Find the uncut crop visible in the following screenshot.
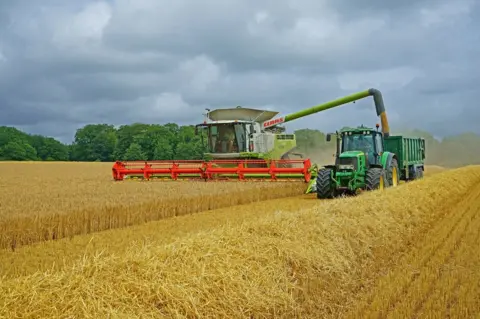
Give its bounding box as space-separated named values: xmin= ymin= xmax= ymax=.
xmin=1 ymin=165 xmax=479 ymax=318
xmin=0 ymin=162 xmax=305 ymax=250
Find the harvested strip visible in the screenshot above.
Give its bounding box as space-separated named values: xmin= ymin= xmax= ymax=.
xmin=1 ymin=180 xmax=305 ymax=250
xmin=344 ymin=170 xmax=480 ymax=318
xmin=1 ymin=166 xmax=479 ymax=318
xmin=0 ymin=195 xmax=318 ymax=279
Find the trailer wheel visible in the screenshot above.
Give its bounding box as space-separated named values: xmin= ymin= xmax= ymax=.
xmin=416 ymin=167 xmax=424 ymax=179
xmin=409 ymin=167 xmax=417 ymax=181
xmin=316 ymin=168 xmax=335 ymax=199
xmin=386 ymin=158 xmax=399 ymax=187
xmin=409 ymin=166 xmax=423 ymax=181
xmin=365 ymin=167 xmax=386 ymax=191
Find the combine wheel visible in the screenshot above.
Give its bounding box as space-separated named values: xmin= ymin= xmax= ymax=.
xmin=365 ymin=167 xmax=386 ymax=191
xmin=386 ymin=158 xmax=399 ymax=187
xmin=316 ymin=168 xmax=335 ymax=199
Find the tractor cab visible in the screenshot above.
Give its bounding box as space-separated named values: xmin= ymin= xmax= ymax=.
xmin=327 ymin=124 xmax=384 ymax=168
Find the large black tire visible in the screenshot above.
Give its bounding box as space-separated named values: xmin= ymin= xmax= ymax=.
xmin=365 ymin=167 xmax=386 ymax=191
xmin=416 ymin=167 xmax=424 ymax=179
xmin=408 ymin=167 xmax=417 ymax=181
xmin=316 ymin=168 xmax=335 ymax=199
xmin=386 ymin=158 xmax=400 ymax=187
xmin=407 ymin=166 xmax=423 ymax=181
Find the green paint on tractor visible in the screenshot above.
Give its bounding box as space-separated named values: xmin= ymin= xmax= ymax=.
xmin=314 ymin=125 xmax=426 ymax=199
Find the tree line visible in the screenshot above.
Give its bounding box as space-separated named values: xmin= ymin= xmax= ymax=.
xmin=0 ymin=123 xmax=205 ymax=162
xmin=0 ymin=124 xmax=479 ymax=168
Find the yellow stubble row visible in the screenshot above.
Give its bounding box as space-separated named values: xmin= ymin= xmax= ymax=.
xmin=1 ymin=163 xmax=479 ymax=318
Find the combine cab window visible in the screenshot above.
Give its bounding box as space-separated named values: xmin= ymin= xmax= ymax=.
xmin=206 ymin=124 xmax=246 ymax=153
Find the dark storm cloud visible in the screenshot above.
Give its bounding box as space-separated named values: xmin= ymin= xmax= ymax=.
xmin=0 ymin=0 xmax=479 ymax=143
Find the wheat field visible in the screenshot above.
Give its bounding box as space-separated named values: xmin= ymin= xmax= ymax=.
xmin=1 ymin=162 xmax=479 ymax=318
xmin=0 ymin=161 xmax=305 ymax=250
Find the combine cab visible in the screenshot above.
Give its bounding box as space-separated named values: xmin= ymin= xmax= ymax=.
xmin=111 ymin=88 xmax=395 ymax=194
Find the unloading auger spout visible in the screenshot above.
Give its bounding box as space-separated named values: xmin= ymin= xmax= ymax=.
xmin=262 ymin=88 xmax=391 ymax=138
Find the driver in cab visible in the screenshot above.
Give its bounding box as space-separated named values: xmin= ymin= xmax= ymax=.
xmin=354 ymin=135 xmax=375 ymax=164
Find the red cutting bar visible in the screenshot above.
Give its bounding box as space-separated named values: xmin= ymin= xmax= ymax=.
xmin=112 ymin=160 xmax=207 ymax=181
xmin=112 ymin=159 xmax=312 ymax=182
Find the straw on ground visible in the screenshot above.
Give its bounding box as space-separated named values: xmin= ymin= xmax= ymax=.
xmin=0 ymin=164 xmax=478 ymax=318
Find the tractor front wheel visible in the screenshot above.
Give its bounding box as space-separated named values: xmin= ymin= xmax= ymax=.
xmin=316 ymin=168 xmax=335 ymax=199
xmin=365 ymin=167 xmax=386 ymax=191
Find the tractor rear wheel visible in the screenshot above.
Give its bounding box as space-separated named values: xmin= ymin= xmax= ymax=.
xmin=316 ymin=168 xmax=335 ymax=199
xmin=386 ymin=158 xmax=399 ymax=187
xmin=365 ymin=167 xmax=386 ymax=191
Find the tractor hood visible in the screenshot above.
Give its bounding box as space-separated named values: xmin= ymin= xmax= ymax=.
xmin=339 ymin=151 xmax=364 ymax=158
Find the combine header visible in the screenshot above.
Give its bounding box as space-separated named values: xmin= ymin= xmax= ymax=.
xmin=112 ymin=88 xmax=393 ymax=193
xmin=112 ymin=159 xmax=313 ymax=182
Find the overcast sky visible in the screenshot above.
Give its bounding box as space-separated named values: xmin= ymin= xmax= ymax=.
xmin=0 ymin=0 xmax=479 ymax=143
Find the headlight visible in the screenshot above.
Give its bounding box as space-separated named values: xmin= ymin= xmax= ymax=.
xmin=338 ymin=164 xmax=354 ymax=170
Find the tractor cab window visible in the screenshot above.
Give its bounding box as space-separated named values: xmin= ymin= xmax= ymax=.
xmin=342 ymin=132 xmax=375 ymax=163
xmin=206 ymin=124 xmax=246 ymax=153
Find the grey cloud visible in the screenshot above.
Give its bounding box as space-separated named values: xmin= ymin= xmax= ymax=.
xmin=0 ymin=0 xmax=479 ymax=143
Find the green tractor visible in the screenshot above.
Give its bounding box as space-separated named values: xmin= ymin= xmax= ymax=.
xmin=315 ymin=124 xmax=426 ymax=198
xmin=315 ymin=124 xmax=399 ymax=198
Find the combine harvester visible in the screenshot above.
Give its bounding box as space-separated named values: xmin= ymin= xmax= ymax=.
xmin=111 ymin=88 xmax=392 ymax=193
xmin=315 ymin=124 xmax=426 ymax=198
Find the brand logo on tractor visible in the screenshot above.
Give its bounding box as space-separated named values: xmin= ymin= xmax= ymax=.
xmin=263 ymin=117 xmax=285 ymax=128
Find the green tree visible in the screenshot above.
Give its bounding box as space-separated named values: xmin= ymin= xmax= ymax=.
xmin=153 ymin=139 xmax=174 ymax=160
xmin=124 ymin=143 xmax=147 ymax=161
xmin=71 ymin=124 xmax=117 ymax=161
xmin=0 ymin=141 xmax=38 ymax=160
xmin=174 ymin=142 xmax=198 ymax=160
xmin=30 ymin=135 xmax=69 ymax=161
xmin=113 ymin=123 xmax=150 ymax=160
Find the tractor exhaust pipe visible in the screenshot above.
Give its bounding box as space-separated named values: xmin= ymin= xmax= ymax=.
xmin=336 ymin=132 xmax=341 ymax=160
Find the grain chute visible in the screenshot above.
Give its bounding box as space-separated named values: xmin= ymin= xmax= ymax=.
xmin=111 ymin=88 xmax=391 ymax=193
